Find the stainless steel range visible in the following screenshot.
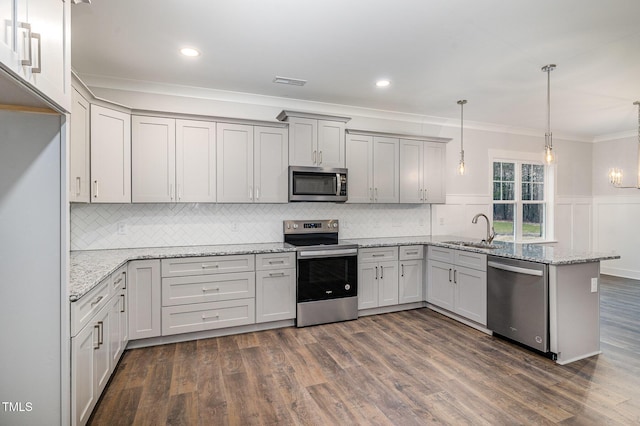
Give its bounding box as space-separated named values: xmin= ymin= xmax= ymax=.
xmin=284 ymin=219 xmax=358 ymax=327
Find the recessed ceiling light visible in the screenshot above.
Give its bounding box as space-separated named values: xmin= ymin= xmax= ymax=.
xmin=376 ymin=79 xmax=391 ymax=88
xmin=180 ymin=47 xmax=200 ymax=57
xmin=273 ymin=76 xmax=307 ymax=86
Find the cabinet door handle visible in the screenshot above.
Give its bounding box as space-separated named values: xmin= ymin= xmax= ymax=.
xmin=454 ymin=269 xmax=458 ymax=284
xmin=419 ymin=188 xmax=423 ymax=200
xmin=375 ymin=266 xmax=378 ymax=280
xmin=76 ymin=177 xmax=81 ymax=196
xmin=169 ymin=183 xmax=174 ymax=200
xmin=98 ymin=321 xmax=104 ymax=346
xmin=369 ymin=187 xmax=373 ymax=201
xmin=120 ymin=294 xmax=125 ymax=313
xmin=93 ymin=180 xmax=99 ymax=198
xmin=18 ymin=22 xmax=32 ymax=66
xmin=122 ymin=271 xmax=127 ymax=289
xmin=177 ymin=184 xmax=182 ymax=201
xmin=249 ymin=186 xmax=253 ymax=200
xmin=256 ymin=186 xmax=260 ymax=201
xmin=401 ymin=264 xmax=404 ymax=277
xmin=448 ymin=268 xmax=452 ymax=282
xmin=424 ymin=189 xmax=428 ymax=201
xmin=319 ymin=151 xmax=323 ymax=164
xmin=313 ymin=150 xmax=317 ymax=165
xmin=375 ymin=188 xmax=378 ymax=201
xmin=93 ymin=324 xmax=100 ymax=350
xmin=380 ymin=265 xmax=384 ymax=279
xmin=30 ymin=32 xmax=41 ymax=73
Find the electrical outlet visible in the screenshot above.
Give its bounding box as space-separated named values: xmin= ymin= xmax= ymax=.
xmin=590 ymin=277 xmax=598 ymax=293
xmin=117 ymin=222 xmax=127 ymax=235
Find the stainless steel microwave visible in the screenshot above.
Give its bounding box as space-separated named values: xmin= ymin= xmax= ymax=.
xmin=289 ymin=166 xmax=348 ymax=202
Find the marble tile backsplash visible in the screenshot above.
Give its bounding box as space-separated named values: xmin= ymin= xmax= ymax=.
xmin=70 ymin=203 xmax=432 ymax=250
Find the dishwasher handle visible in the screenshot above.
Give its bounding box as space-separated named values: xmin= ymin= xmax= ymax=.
xmin=487 ymin=261 xmax=543 ymax=277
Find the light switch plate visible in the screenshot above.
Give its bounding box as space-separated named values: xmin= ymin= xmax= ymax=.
xmin=590 ymin=277 xmax=598 ymax=293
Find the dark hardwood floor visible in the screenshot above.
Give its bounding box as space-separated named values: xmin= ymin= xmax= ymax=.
xmin=88 ymin=275 xmax=640 ymax=425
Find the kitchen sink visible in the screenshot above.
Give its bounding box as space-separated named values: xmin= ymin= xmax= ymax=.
xmin=442 ymin=240 xmax=500 ymax=249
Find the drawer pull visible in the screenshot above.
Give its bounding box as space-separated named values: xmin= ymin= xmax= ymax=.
xmin=113 ymin=277 xmax=123 ymax=286
xmin=202 ymin=287 xmax=220 ymax=293
xmin=372 ymin=254 xmax=385 ymax=258
xmin=202 ymin=313 xmax=220 ymax=320
xmin=269 ymin=272 xmax=285 ymax=277
xmin=268 ymin=260 xmax=285 ymax=264
xmin=90 ymin=296 xmax=104 ymax=307
xmin=406 ymin=251 xmax=418 ymax=255
xmin=202 ymin=264 xmax=219 ymax=269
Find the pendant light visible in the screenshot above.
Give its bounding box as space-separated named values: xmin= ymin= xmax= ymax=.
xmin=609 ymin=101 xmax=640 ymax=189
xmin=457 ymin=99 xmax=467 ymax=175
xmin=542 ymin=64 xmax=556 ymax=164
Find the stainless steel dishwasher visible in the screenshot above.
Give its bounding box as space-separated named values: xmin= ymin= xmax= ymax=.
xmin=487 ymin=256 xmax=549 ymax=353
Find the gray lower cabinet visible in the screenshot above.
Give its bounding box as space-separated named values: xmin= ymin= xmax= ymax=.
xmin=358 ymin=247 xmax=399 ymax=309
xmin=160 ymin=254 xmax=256 ymax=336
xmin=71 ymin=265 xmax=128 ymax=426
xmin=399 ymin=246 xmax=424 ymax=304
xmin=255 ymin=253 xmax=296 ymax=323
xmin=427 ymin=246 xmax=487 ymax=325
xmin=127 ymin=260 xmax=162 ymax=340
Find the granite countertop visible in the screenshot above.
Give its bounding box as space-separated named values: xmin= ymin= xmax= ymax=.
xmin=345 ymin=235 xmax=620 ymax=266
xmin=69 ymin=243 xmax=295 ymax=302
xmin=70 ymin=236 xmax=620 ymax=303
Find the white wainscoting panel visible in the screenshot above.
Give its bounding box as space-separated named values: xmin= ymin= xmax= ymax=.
xmin=71 ymin=202 xmax=431 ymax=250
xmin=593 ymin=195 xmax=640 ymax=279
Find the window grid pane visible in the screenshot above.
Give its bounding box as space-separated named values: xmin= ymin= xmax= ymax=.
xmin=493 ymin=161 xmax=515 ymax=201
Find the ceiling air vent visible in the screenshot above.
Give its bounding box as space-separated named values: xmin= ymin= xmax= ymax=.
xmin=273 ymin=76 xmax=307 ymax=86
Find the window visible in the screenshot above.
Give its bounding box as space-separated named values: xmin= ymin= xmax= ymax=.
xmin=492 ymin=160 xmax=549 ymax=242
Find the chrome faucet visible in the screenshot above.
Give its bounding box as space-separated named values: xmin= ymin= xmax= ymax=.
xmin=472 ymin=213 xmax=495 ymax=244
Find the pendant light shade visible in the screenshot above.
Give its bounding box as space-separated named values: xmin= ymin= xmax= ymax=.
xmin=609 ymin=101 xmax=640 ymax=189
xmin=457 ymin=99 xmax=467 ymax=176
xmin=542 ymin=64 xmax=556 ymax=165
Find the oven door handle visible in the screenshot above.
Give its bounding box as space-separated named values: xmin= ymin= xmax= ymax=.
xmin=298 ymin=248 xmax=358 ymax=258
xmin=336 ymin=173 xmax=341 ymax=196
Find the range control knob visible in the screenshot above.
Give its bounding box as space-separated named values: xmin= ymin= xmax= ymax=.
xmin=345 ymin=283 xmax=351 ymax=291
xmin=293 ymin=224 xmax=298 ymax=229
xmin=333 ymin=223 xmax=338 ymax=228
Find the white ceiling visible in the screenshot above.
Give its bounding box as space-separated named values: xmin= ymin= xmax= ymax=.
xmin=71 ymin=0 xmax=640 ymax=140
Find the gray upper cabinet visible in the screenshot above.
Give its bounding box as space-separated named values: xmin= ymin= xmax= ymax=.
xmin=70 ymin=88 xmax=90 ymax=202
xmin=0 ymin=0 xmax=71 ymax=111
xmin=399 ymin=139 xmax=447 ymax=204
xmin=277 ymin=110 xmax=350 ymax=168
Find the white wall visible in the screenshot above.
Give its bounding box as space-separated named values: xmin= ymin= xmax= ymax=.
xmin=72 ymin=82 xmax=594 ymax=253
xmin=592 ymin=135 xmax=640 ymax=278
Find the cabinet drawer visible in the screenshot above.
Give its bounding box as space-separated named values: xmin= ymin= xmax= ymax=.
xmin=400 ymin=245 xmax=424 ymax=260
xmin=71 ymin=278 xmax=111 ymax=337
xmin=110 ymin=264 xmax=127 ymax=298
xmin=161 ymin=254 xmax=255 ymax=277
xmin=162 ymin=272 xmax=255 ymax=306
xmin=454 ymin=251 xmax=487 ymax=272
xmin=161 ymin=299 xmax=255 ymax=336
xmin=359 ymin=247 xmax=399 ymax=262
xmin=256 ymin=252 xmax=296 ymax=271
xmin=428 ymin=246 xmax=454 ymax=263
